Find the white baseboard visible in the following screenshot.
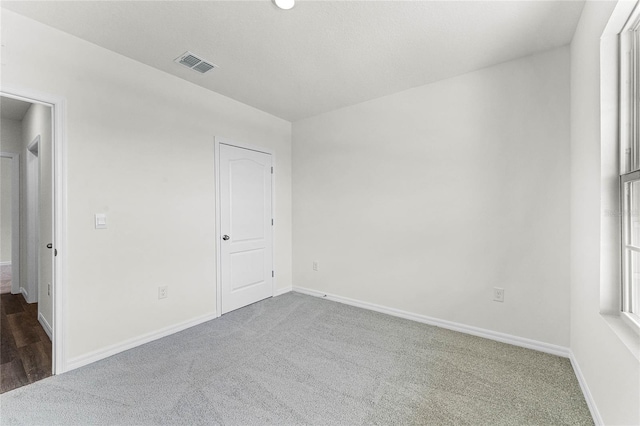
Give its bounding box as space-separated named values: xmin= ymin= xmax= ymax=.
xmin=38 ymin=312 xmax=53 ymax=340
xmin=274 ymin=286 xmax=292 ymax=297
xmin=0 ymin=261 xmax=12 ymax=266
xmin=569 ymin=352 xmax=603 ymax=425
xmin=20 ymin=287 xmax=29 ymax=300
xmin=65 ymin=311 xmax=218 ymax=372
xmin=292 ymin=286 xmax=571 ymax=358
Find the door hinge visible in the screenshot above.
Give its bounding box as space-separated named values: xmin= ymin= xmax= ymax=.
xmin=272 ymin=271 xmax=274 ymax=277
xmin=271 ymin=218 xmax=274 ymax=226
xmin=271 ymin=166 xmax=273 ymax=174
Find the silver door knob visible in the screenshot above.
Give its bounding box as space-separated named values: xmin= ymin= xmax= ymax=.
xmin=222 ymin=235 xmax=230 ymax=241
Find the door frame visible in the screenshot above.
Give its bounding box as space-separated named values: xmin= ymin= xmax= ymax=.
xmin=214 ymin=136 xmax=275 ymax=317
xmin=0 ymin=152 xmax=21 ymax=296
xmin=25 ymin=136 xmax=40 ymax=304
xmin=1 ymin=86 xmax=68 ymax=375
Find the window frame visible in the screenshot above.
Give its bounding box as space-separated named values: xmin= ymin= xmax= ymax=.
xmin=619 ymin=8 xmax=640 ymax=336
xmin=620 ymin=13 xmax=640 ymax=173
xmin=619 ymin=172 xmax=640 ymax=333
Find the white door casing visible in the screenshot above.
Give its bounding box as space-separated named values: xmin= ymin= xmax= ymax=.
xmin=218 ymin=142 xmax=274 ymax=314
xmin=26 ymin=137 xmax=40 ymax=303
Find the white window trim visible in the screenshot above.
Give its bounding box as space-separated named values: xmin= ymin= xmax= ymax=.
xmin=619 ymin=5 xmax=640 ymax=337
xmin=620 ymin=5 xmax=640 ymax=174
xmin=621 ymin=311 xmax=640 ymax=336
xmin=620 ymin=172 xmax=640 ymax=336
xmin=600 ymin=0 xmax=640 ymax=360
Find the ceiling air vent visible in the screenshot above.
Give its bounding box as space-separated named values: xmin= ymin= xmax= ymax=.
xmin=174 ymin=51 xmax=218 ymax=74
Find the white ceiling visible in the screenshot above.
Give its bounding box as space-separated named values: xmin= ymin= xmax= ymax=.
xmin=1 ymin=96 xmax=32 ymax=121
xmin=2 ymin=1 xmax=585 ymax=122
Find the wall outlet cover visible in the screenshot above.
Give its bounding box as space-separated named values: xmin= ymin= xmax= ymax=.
xmin=158 ymin=286 xmax=168 ymax=299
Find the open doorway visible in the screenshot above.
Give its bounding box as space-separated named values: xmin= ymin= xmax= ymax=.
xmin=1 ymin=96 xmax=54 ymax=393
xmin=1 ymin=152 xmax=19 ymax=295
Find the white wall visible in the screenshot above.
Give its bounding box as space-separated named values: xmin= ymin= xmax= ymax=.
xmin=293 ymin=46 xmax=571 ymax=347
xmin=1 ymin=157 xmax=12 ymax=263
xmin=1 ymin=118 xmax=23 ymax=154
xmin=1 ymin=118 xmax=22 ymax=265
xmin=570 ymin=2 xmax=640 ymax=425
xmin=1 ymin=10 xmax=292 ymax=361
xmin=22 ymin=103 xmax=53 ymax=325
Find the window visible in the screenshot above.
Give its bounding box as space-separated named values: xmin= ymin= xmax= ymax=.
xmin=620 ymin=10 xmax=640 ymax=333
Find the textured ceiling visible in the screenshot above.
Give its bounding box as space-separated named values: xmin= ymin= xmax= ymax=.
xmin=0 ymin=96 xmax=32 ymax=121
xmin=2 ymin=1 xmax=585 ymax=122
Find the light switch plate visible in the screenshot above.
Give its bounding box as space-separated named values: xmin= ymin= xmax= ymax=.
xmin=95 ymin=213 xmax=107 ymax=229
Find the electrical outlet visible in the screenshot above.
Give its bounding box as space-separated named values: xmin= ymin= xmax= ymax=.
xmin=312 ymin=261 xmax=319 ymax=271
xmin=158 ymin=286 xmax=168 ymax=299
xmin=493 ymin=287 xmax=505 ymax=302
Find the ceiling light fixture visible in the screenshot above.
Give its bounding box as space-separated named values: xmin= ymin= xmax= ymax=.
xmin=273 ymin=0 xmax=295 ymax=10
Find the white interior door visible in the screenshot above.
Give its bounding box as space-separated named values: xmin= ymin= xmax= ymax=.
xmin=219 ymin=143 xmax=273 ymax=314
xmin=38 ymin=128 xmax=54 ymax=338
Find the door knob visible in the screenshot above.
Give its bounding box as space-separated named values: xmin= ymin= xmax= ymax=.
xmin=222 ymin=235 xmax=230 ymax=241
xmin=46 ymin=243 xmax=57 ymax=256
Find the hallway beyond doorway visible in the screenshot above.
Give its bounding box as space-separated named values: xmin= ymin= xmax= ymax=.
xmin=0 ymin=265 xmax=11 ymax=294
xmin=0 ymin=293 xmax=52 ymax=393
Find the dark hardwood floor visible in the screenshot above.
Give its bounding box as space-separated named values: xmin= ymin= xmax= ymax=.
xmin=0 ymin=293 xmax=52 ymax=394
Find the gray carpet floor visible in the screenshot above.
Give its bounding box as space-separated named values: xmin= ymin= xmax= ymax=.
xmin=1 ymin=292 xmax=592 ymax=425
